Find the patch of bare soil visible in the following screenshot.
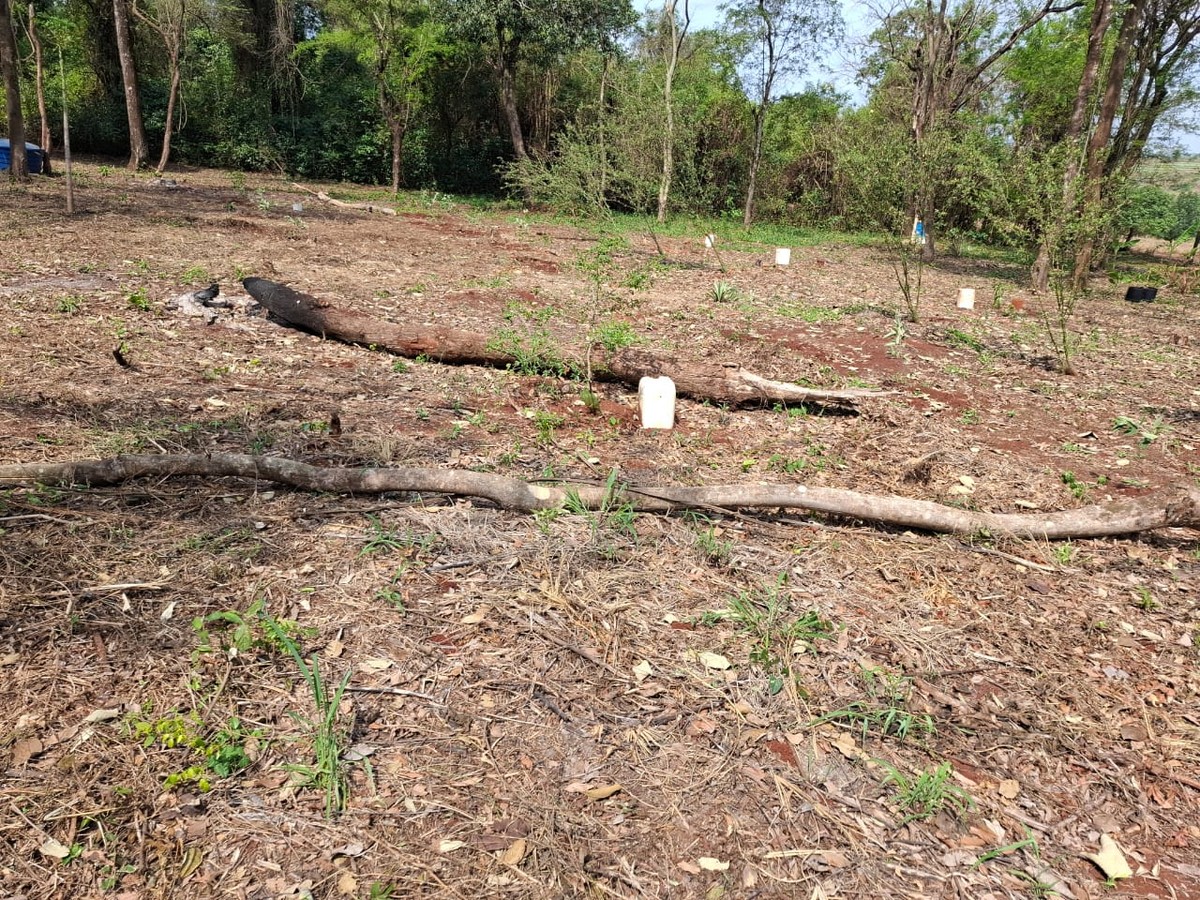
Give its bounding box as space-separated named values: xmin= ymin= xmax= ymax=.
xmin=1 ymin=164 xmax=1198 ymax=899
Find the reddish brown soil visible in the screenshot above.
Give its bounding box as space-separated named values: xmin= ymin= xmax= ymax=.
xmin=0 ymin=163 xmax=1198 ymax=899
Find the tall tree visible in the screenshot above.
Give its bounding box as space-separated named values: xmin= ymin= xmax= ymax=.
xmin=1028 ymin=0 xmax=1112 ymax=290
xmin=370 ymin=1 xmax=444 ymax=193
xmin=722 ymin=0 xmax=842 ymax=227
xmin=657 ymin=0 xmax=690 ymax=222
xmin=1070 ymin=0 xmax=1147 ymax=284
xmin=867 ymin=0 xmax=1081 ymax=258
xmin=23 ymin=4 xmax=52 ymax=173
xmin=1071 ymin=0 xmax=1200 ymax=285
xmin=0 ymin=0 xmax=24 ymax=179
xmin=320 ymin=0 xmax=446 ymax=192
xmin=133 ymin=0 xmax=188 ymax=173
xmin=113 ymin=0 xmax=148 ymax=169
xmin=443 ymin=0 xmax=636 ymax=160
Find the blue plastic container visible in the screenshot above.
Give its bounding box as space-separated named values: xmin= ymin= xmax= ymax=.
xmin=0 ymin=139 xmax=44 ymax=174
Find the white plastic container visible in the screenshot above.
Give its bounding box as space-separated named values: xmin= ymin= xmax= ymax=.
xmin=775 ymin=247 xmax=791 ymax=266
xmin=638 ymin=376 xmax=676 ymax=430
xmin=956 ymin=287 xmax=975 ymax=310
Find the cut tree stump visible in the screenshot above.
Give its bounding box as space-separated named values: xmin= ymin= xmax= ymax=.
xmin=241 ymin=278 xmax=890 ymax=410
xmin=2 ymin=453 xmax=1197 ymax=539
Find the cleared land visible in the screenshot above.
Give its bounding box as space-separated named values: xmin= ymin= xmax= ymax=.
xmin=1 ymin=164 xmax=1198 ymax=899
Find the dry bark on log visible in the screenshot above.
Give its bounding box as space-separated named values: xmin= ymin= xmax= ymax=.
xmin=241 ymin=278 xmax=889 ymax=410
xmin=2 ymin=453 xmax=1197 ymax=540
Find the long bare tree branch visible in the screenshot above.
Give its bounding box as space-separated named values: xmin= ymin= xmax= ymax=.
xmin=2 ymin=453 xmax=1197 ymax=540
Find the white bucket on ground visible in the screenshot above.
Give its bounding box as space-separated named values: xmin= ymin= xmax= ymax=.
xmin=638 ymin=376 xmax=676 ymax=430
xmin=956 ymin=287 xmax=975 ymax=310
xmin=775 ymin=247 xmax=791 ymax=266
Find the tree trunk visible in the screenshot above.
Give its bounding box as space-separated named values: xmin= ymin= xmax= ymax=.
xmin=26 ymin=4 xmax=51 ymax=173
xmin=389 ymin=116 xmax=404 ymax=194
xmin=495 ymin=29 xmax=526 ymax=160
xmin=0 ymin=0 xmax=26 ymax=179
xmin=5 ymin=452 xmax=1197 ymax=540
xmin=742 ymin=103 xmax=766 ymax=228
xmin=241 ymin=277 xmax=890 ymax=410
xmin=1030 ymin=0 xmax=1111 ymax=292
xmin=113 ymin=0 xmax=148 ymax=170
xmin=657 ymin=0 xmax=687 ymax=224
xmin=597 ymin=55 xmax=608 ymax=199
xmin=155 ymin=41 xmax=181 ymax=174
xmin=1072 ymin=0 xmax=1147 ymax=289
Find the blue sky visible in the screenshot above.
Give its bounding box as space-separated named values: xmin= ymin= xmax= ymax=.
xmin=667 ymin=0 xmax=1200 ymax=154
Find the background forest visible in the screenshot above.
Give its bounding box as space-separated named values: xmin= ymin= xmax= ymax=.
xmin=3 ymin=0 xmax=1200 ymax=281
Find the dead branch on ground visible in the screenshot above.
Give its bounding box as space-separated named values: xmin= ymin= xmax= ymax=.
xmin=2 ymin=453 xmax=1196 ymax=540
xmin=291 ymin=182 xmax=398 ymax=216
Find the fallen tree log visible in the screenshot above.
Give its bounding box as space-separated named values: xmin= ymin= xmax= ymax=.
xmin=291 ymin=182 xmax=398 ymax=216
xmin=3 ymin=453 xmax=1197 ymax=540
xmin=241 ymin=278 xmax=889 ymax=410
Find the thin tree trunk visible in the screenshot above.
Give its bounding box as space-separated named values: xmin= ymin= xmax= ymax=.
xmin=113 ymin=0 xmax=147 ymax=170
xmin=155 ymin=42 xmax=180 ymax=173
xmin=742 ymin=103 xmax=766 ymax=227
xmin=26 ymin=3 xmax=50 ymax=173
xmin=911 ymin=0 xmax=947 ymax=262
xmin=1030 ymin=0 xmax=1112 ymax=291
xmin=1073 ymin=0 xmax=1147 ymax=289
xmin=597 ymin=55 xmax=608 ymax=199
xmin=496 ymin=29 xmax=526 ymax=160
xmin=0 ymin=0 xmax=26 ymax=179
xmin=389 ymin=116 xmax=404 ymax=194
xmin=59 ymin=49 xmax=73 ymax=213
xmin=657 ymin=0 xmax=688 ymax=224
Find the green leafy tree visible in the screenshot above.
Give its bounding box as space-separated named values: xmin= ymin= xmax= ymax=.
xmin=721 ymin=0 xmax=842 ymax=226
xmin=863 ymin=0 xmax=1080 ymax=259
xmin=322 ymin=0 xmax=446 ymax=193
xmin=132 ymin=0 xmax=193 ymax=173
xmin=440 ymin=0 xmax=636 ymax=160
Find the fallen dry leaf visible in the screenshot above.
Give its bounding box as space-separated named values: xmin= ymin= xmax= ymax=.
xmin=997 ymin=779 xmax=1020 ymax=799
xmin=585 ymin=783 xmax=623 ymax=802
xmin=438 ymin=839 xmax=468 ymax=853
xmin=632 ymin=660 xmax=653 ymax=681
xmin=1120 ymin=723 xmax=1149 ymax=742
xmin=337 ymin=871 xmax=358 ymax=896
xmin=460 ymin=605 xmax=489 ymax=625
xmin=698 ymin=651 xmax=731 ymax=670
xmin=498 ymin=838 xmax=527 ymax=866
xmin=820 ymin=850 xmax=849 ymax=868
xmin=324 ymin=639 xmax=345 ymax=659
xmin=12 ymin=737 xmax=42 ymax=767
xmin=832 ymin=731 xmax=864 ymax=759
xmin=1084 ymin=834 xmax=1132 ymax=881
xmin=82 ymin=707 xmax=122 ymax=724
xmin=358 ymin=657 xmax=393 ymax=672
xmin=39 ymin=838 xmax=72 ymax=859
xmin=698 ymin=857 xmax=730 ymax=871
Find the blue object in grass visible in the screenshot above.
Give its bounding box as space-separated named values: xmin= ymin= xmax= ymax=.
xmin=0 ymin=139 xmax=45 ymax=174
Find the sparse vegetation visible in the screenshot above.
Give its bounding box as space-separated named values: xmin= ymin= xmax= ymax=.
xmin=877 ymin=760 xmax=973 ymax=824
